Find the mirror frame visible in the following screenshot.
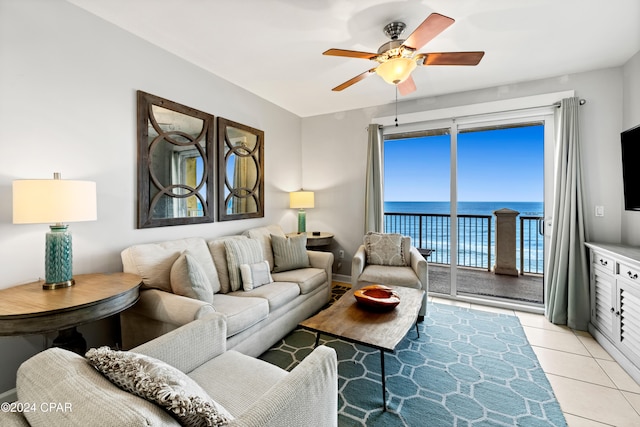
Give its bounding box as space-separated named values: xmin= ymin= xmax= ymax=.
xmin=137 ymin=91 xmax=215 ymax=228
xmin=217 ymin=117 xmax=264 ymax=221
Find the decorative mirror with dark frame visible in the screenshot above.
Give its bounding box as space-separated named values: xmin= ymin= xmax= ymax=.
xmin=137 ymin=91 xmax=215 ymax=228
xmin=217 ymin=117 xmax=264 ymax=221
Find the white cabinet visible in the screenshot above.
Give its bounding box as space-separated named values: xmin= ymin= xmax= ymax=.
xmin=586 ymin=242 xmax=640 ymax=384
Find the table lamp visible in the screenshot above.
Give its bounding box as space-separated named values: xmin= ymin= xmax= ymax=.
xmin=289 ymin=190 xmax=314 ymax=233
xmin=12 ymin=173 xmax=97 ymax=289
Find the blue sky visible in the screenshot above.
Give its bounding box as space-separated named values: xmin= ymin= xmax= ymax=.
xmin=384 ymin=125 xmax=544 ymax=202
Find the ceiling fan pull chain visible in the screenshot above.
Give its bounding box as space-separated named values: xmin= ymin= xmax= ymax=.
xmin=395 ymin=86 xmax=399 ymax=127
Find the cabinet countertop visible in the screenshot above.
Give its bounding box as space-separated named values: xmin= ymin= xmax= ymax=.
xmin=585 ymin=242 xmax=640 ymax=265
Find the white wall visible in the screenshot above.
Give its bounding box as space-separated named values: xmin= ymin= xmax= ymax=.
xmin=0 ymin=0 xmax=302 ymax=392
xmin=303 ymin=66 xmax=632 ymax=277
xmin=621 ymin=50 xmax=640 ymax=245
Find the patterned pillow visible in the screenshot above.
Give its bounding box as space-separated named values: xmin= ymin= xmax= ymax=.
xmin=364 ymin=232 xmax=407 ymax=266
xmin=170 ymin=250 xmax=214 ymax=303
xmin=271 ymin=233 xmax=310 ymax=273
xmin=85 ymin=347 xmax=233 ymax=427
xmin=223 ymin=238 xmax=264 ymax=291
xmin=240 ymin=260 xmax=273 ymax=291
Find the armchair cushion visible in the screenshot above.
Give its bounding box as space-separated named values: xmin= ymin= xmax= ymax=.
xmin=270 ymin=233 xmax=310 ymax=272
xmin=86 ymin=346 xmax=233 ymax=427
xmin=170 ymin=251 xmax=214 ymax=304
xmin=17 ymin=348 xmax=177 ymax=427
xmin=364 ymin=232 xmax=410 ymax=266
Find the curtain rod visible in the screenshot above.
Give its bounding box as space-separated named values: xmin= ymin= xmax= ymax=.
xmin=370 ymin=97 xmax=587 ymax=130
xmin=554 ymin=99 xmax=586 ymax=107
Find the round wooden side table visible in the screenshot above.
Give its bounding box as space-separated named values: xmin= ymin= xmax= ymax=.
xmin=287 ymin=231 xmax=334 ymax=249
xmin=0 ymin=272 xmax=142 ymax=353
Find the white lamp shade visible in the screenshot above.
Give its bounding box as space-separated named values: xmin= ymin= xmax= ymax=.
xmin=13 ymin=179 xmax=97 ymax=224
xmin=375 ymin=57 xmax=417 ymax=85
xmin=289 ymin=191 xmax=315 ymax=209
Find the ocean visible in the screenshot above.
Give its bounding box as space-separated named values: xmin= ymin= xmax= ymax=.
xmin=384 ymin=201 xmax=545 ymax=273
xmin=384 ymin=201 xmax=544 ymax=216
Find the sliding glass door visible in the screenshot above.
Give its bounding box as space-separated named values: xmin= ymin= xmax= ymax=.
xmin=384 ymin=127 xmax=452 ymax=295
xmin=383 ymin=109 xmax=555 ymax=307
xmin=456 ymin=123 xmax=545 ymax=303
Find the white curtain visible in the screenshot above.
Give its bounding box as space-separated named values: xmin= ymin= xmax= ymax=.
xmin=545 ymin=97 xmax=590 ymax=330
xmin=365 ymin=124 xmax=384 ymax=233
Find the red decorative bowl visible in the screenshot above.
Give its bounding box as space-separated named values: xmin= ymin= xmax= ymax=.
xmin=354 ymin=285 xmax=400 ymax=311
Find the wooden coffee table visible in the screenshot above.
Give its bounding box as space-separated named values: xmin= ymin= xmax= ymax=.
xmin=299 ymin=285 xmax=425 ymax=411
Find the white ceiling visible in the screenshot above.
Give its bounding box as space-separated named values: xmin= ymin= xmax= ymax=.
xmin=68 ymin=0 xmax=640 ymax=118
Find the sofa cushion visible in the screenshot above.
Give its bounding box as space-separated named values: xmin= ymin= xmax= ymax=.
xmin=271 ymin=268 xmax=327 ymax=295
xmin=364 ymin=232 xmax=409 ymax=266
xmin=17 ymin=348 xmax=179 ymax=427
xmin=86 ymin=346 xmax=233 ymax=427
xmin=270 ymin=233 xmax=310 ymax=273
xmin=188 ymin=350 xmax=287 ymax=418
xmin=212 ymin=294 xmax=269 ymax=337
xmin=240 ymin=260 xmax=273 ymax=291
xmin=242 ymin=224 xmax=285 ymax=272
xmin=224 ymin=238 xmax=265 ymax=292
xmin=228 ymin=281 xmax=300 ymax=311
xmin=208 ymin=235 xmax=248 ymax=294
xmin=358 ymin=264 xmax=421 ymax=288
xmin=170 ymin=251 xmax=214 ymax=303
xmin=122 ymin=238 xmax=220 ymax=293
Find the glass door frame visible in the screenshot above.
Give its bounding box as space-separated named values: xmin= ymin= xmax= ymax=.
xmin=383 ymin=107 xmax=556 ymax=309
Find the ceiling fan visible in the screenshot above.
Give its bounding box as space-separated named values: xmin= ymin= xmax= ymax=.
xmin=324 ymin=13 xmax=484 ymax=95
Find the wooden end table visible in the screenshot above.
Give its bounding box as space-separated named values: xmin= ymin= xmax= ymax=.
xmin=0 ymin=273 xmax=142 ymax=353
xmin=287 ymin=231 xmax=334 ymax=249
xmin=299 ymin=285 xmax=424 ymax=411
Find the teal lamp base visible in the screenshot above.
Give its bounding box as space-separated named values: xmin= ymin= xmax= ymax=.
xmin=297 ymin=209 xmax=306 ymax=233
xmin=44 ymin=224 xmax=75 ymax=290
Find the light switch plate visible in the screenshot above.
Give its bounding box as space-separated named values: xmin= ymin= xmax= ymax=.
xmin=595 ymin=205 xmax=604 ymax=217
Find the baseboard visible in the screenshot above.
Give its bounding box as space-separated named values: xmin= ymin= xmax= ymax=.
xmin=332 ymin=274 xmax=351 ymax=284
xmin=0 ymin=388 xmax=17 ymax=403
xmin=589 ymin=324 xmax=640 ymax=386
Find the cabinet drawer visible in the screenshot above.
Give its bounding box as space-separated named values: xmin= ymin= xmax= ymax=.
xmin=618 ymin=262 xmax=640 ymax=283
xmin=592 ymin=251 xmax=614 ymax=273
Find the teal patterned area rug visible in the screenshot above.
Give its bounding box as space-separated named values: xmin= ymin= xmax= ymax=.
xmin=260 ymin=288 xmax=567 ymax=427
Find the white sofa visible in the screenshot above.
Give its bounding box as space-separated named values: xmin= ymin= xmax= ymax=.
xmin=2 ymin=313 xmax=338 ymax=426
xmin=120 ymin=224 xmax=334 ymax=356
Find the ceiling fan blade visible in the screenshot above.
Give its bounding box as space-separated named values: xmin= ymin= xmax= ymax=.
xmin=420 ymin=51 xmax=485 ymax=66
xmin=403 ymin=13 xmax=455 ymax=51
xmin=397 ymin=76 xmax=416 ymax=96
xmin=332 ymin=68 xmax=377 ymax=91
xmin=323 ymin=48 xmax=378 ymax=60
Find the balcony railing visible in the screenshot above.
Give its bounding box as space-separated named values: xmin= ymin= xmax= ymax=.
xmin=384 ymin=212 xmax=544 ymax=275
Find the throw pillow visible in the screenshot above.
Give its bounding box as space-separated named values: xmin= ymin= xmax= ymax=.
xmin=364 ymin=232 xmax=407 ymax=266
xmin=170 ymin=250 xmax=214 ymax=304
xmin=240 ymin=260 xmax=273 ymax=291
xmin=270 ymin=233 xmax=310 ymax=273
xmin=223 ymin=238 xmax=264 ymax=292
xmin=86 ymin=347 xmax=233 ymax=427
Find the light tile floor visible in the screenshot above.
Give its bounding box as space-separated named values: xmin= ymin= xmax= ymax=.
xmin=431 ymin=296 xmax=640 ymax=426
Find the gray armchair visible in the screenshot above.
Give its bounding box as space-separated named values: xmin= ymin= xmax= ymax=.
xmin=351 ymin=234 xmax=428 ymax=320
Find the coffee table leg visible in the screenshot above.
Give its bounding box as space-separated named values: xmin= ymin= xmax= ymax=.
xmin=415 ymin=321 xmax=420 ymax=338
xmin=381 ymin=350 xmax=387 ymax=411
xmin=314 ymin=333 xmax=321 ymax=348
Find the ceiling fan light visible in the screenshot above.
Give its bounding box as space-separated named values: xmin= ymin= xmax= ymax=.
xmin=376 ymin=57 xmax=417 ymax=85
